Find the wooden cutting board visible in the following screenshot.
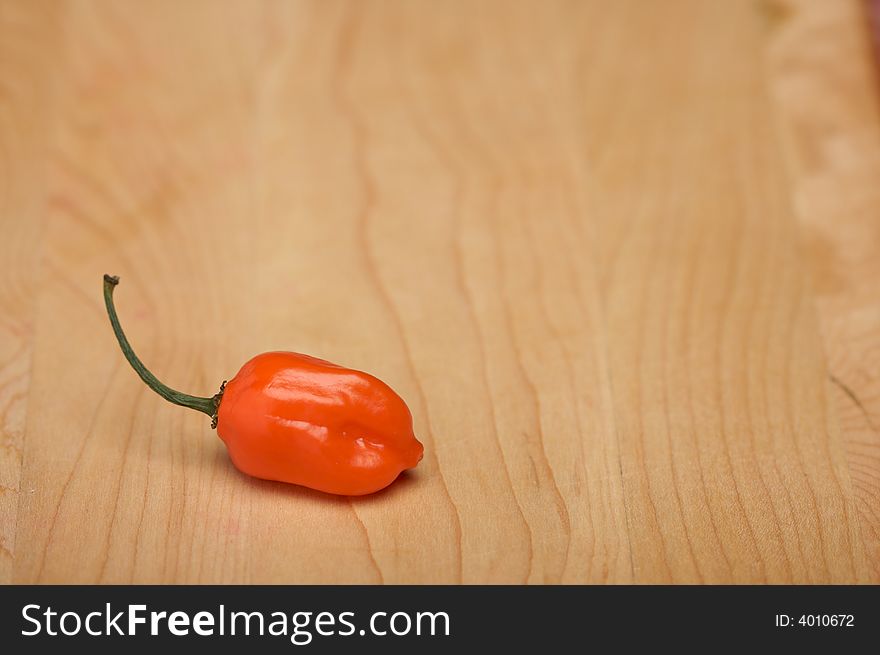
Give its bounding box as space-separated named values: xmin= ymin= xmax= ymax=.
xmin=1 ymin=0 xmax=878 ymax=583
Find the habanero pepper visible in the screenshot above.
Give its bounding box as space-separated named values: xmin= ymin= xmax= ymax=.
xmin=102 ymin=274 xmax=423 ymax=496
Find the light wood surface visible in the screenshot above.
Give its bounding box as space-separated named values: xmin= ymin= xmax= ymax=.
xmin=768 ymin=0 xmax=880 ymax=581
xmin=1 ymin=0 xmax=878 ymax=584
xmin=0 ymin=0 xmax=58 ymax=583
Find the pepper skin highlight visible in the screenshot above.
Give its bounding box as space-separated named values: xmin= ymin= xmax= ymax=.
xmin=103 ymin=274 xmax=423 ymax=495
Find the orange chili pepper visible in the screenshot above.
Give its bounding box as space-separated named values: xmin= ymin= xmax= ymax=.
xmin=103 ymin=274 xmax=423 ymax=495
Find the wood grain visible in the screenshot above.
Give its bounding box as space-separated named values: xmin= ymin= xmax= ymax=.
xmin=768 ymin=0 xmax=880 ymax=580
xmin=2 ymin=0 xmax=878 ymax=583
xmin=0 ymin=0 xmax=59 ymax=583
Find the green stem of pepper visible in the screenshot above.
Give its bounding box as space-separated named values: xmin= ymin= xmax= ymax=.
xmin=103 ymin=274 xmax=223 ymax=426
